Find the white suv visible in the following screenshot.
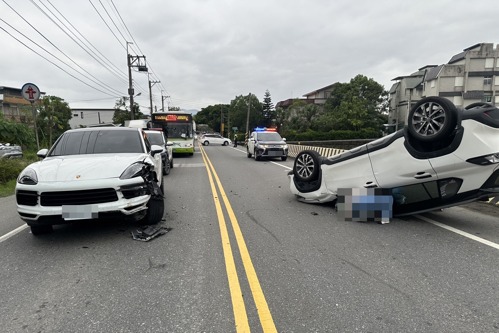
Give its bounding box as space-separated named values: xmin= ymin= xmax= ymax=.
xmin=247 ymin=130 xmax=288 ymax=161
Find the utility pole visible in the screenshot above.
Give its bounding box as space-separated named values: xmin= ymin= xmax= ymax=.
xmin=126 ymin=41 xmax=147 ymax=120
xmin=245 ymin=93 xmax=251 ymax=143
xmin=148 ymin=74 xmax=160 ymax=115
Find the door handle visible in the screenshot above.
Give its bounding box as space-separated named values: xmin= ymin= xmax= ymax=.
xmin=414 ymin=172 xmax=432 ymax=179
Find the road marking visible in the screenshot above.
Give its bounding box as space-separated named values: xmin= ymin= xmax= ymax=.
xmin=415 ymin=214 xmax=499 ymax=250
xmin=0 ymin=224 xmax=29 ymax=243
xmin=200 ymin=145 xmax=278 ymax=333
xmin=173 ymin=163 xmax=206 ymax=168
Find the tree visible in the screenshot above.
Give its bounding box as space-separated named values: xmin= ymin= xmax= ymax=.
xmin=0 ymin=113 xmax=35 ymax=148
xmin=261 ymin=90 xmax=275 ymax=127
xmin=113 ymin=97 xmax=144 ymax=126
xmin=36 ymin=96 xmax=72 ymax=146
xmin=319 ymin=75 xmax=387 ymax=132
xmin=229 ymin=94 xmax=263 ymax=135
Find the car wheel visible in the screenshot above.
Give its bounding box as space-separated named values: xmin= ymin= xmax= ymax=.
xmin=254 ymin=149 xmax=261 ymax=161
xmin=203 ymin=141 xmax=209 ymax=146
xmin=223 ymin=141 xmax=228 ymax=146
xmin=30 ymin=224 xmax=53 ymax=235
xmin=408 ymin=96 xmax=458 ymax=143
xmin=163 ymin=158 xmax=171 ymax=175
xmin=144 ymin=195 xmax=164 ymax=225
xmin=294 ymin=150 xmax=321 ymax=182
xmin=247 ymin=149 xmax=252 ymax=158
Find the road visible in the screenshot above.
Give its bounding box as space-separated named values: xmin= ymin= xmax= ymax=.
xmin=1 ymin=144 xmax=499 ymax=332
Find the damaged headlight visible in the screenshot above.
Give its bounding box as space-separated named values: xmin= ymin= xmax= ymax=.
xmin=17 ymin=168 xmax=38 ymax=185
xmin=120 ymin=162 xmax=147 ymax=179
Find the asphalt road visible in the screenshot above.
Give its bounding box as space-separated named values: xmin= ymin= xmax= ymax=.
xmin=1 ymin=145 xmax=499 ymax=332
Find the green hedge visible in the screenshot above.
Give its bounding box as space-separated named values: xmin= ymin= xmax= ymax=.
xmin=281 ymin=129 xmax=382 ymax=141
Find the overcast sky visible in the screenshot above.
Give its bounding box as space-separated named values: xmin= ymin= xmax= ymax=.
xmin=1 ymin=0 xmax=498 ymax=112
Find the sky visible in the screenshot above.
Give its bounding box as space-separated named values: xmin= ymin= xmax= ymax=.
xmin=1 ymin=0 xmax=498 ymax=113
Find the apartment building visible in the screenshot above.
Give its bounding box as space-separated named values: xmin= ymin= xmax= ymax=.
xmin=388 ymin=42 xmax=499 ymax=129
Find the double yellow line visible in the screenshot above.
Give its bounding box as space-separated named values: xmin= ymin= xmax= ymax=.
xmin=200 ymin=145 xmax=277 ymax=333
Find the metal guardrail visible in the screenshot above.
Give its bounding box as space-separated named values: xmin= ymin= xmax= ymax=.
xmin=287 ymin=144 xmax=345 ymax=158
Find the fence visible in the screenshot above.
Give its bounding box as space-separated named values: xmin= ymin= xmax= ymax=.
xmin=287 ymin=144 xmax=345 ymax=158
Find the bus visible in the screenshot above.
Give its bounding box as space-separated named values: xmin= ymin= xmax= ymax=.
xmin=150 ymin=112 xmax=196 ymax=155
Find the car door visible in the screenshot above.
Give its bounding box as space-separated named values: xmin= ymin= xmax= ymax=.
xmin=367 ymin=135 xmax=436 ymax=188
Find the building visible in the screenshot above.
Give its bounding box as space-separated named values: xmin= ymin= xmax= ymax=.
xmin=69 ymin=108 xmax=116 ymax=128
xmin=388 ymin=42 xmax=499 ymax=128
xmin=0 ymin=86 xmax=45 ymax=123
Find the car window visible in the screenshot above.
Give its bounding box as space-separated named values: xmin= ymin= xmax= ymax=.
xmin=257 ymin=132 xmax=282 ymax=141
xmin=49 ymin=130 xmax=145 ymax=156
xmin=146 ymin=132 xmax=165 ymax=145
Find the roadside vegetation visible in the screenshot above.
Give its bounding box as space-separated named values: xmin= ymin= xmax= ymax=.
xmin=0 ymin=152 xmax=38 ymax=197
xmin=194 ymin=74 xmax=388 ymax=141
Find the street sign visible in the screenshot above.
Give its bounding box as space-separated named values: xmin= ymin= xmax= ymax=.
xmin=21 ymin=83 xmax=40 ymax=102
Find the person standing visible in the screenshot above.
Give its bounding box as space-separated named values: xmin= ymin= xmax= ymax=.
xmin=233 ymin=134 xmax=238 ymax=147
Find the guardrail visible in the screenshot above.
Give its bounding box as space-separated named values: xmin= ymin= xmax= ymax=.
xmin=287 ymin=144 xmax=345 ymax=158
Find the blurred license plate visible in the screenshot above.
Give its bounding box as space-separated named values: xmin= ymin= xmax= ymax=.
xmin=268 ymin=151 xmax=281 ymax=156
xmin=62 ymin=205 xmax=99 ymax=220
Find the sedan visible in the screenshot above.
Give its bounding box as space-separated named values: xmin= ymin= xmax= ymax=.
xmin=16 ymin=127 xmax=165 ymax=235
xmin=289 ymin=97 xmax=499 ymax=217
xmin=200 ymin=134 xmax=232 ymax=146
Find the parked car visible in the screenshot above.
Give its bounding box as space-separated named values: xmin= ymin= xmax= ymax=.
xmin=144 ymin=129 xmax=174 ymax=175
xmin=200 ymin=133 xmax=231 ymax=146
xmin=247 ymin=128 xmax=288 ymax=161
xmin=289 ymin=97 xmax=499 ymax=216
xmin=15 ymin=127 xmax=164 ymax=235
xmin=0 ymin=144 xmax=23 ymax=159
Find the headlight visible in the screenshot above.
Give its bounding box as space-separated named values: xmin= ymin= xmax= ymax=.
xmin=283 ymin=144 xmax=288 ymax=150
xmin=467 ymin=153 xmax=499 ymax=165
xmin=120 ymin=163 xmax=146 ymax=179
xmin=17 ymin=168 xmax=38 ymax=185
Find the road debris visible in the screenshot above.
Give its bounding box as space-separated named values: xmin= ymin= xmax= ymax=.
xmin=131 ymin=225 xmax=168 ymax=241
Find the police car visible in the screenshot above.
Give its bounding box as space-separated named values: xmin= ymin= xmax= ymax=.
xmin=247 ymin=127 xmax=288 ymax=161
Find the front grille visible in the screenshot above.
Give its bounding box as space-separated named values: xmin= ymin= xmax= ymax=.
xmin=40 ymin=188 xmax=118 ymax=206
xmin=17 ymin=190 xmax=38 ymax=206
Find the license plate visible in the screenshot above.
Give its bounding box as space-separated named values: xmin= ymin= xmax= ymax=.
xmin=62 ymin=205 xmax=99 ymax=220
xmin=268 ymin=151 xmax=282 ymax=156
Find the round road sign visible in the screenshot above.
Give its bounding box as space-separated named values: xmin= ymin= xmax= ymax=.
xmin=21 ymin=83 xmax=41 ymax=102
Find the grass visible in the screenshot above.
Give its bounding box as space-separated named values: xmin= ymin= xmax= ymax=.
xmin=0 ymin=151 xmax=39 ymax=197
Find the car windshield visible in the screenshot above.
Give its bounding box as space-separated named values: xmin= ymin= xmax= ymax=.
xmin=146 ymin=132 xmax=164 ymax=145
xmin=49 ymin=130 xmax=145 ymax=156
xmin=257 ymin=132 xmax=282 ymax=141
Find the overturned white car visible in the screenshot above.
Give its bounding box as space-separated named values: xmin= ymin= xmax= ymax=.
xmin=289 ymin=97 xmax=499 ymax=216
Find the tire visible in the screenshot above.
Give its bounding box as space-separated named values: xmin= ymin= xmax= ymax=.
xmin=281 ymin=156 xmax=288 ymax=161
xmin=408 ymin=97 xmax=458 ymax=143
xmin=143 ymin=195 xmax=164 ymax=225
xmin=203 ymin=141 xmax=209 ymax=146
xmin=163 ymin=158 xmax=171 ymax=175
xmin=254 ymin=149 xmax=261 ymax=161
xmin=30 ymin=224 xmax=53 ymax=235
xmin=247 ymin=149 xmax=252 ymax=158
xmin=223 ymin=141 xmax=228 ymax=146
xmin=293 ymin=150 xmax=321 ymax=182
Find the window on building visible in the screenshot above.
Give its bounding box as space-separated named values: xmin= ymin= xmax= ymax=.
xmin=483 ymin=95 xmax=492 ymax=103
xmin=484 ymin=76 xmax=492 ymax=85
xmin=485 ymin=58 xmax=494 ymax=68
xmin=430 ymin=80 xmax=435 ymax=88
xmin=495 ymin=77 xmax=499 ymax=86
xmin=454 ymin=77 xmax=464 ymax=87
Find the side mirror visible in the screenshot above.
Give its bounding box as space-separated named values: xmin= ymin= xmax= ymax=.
xmin=166 ymin=141 xmax=174 ymax=147
xmin=282 ymin=138 xmax=287 ymax=142
xmin=37 ymin=148 xmax=48 ymax=158
xmin=150 ymin=144 xmax=163 ymax=156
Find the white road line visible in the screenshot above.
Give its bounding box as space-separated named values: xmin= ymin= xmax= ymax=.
xmin=415 ymin=214 xmax=499 ymax=250
xmin=270 ymin=161 xmax=291 ymax=170
xmin=0 ymin=224 xmax=29 ymax=243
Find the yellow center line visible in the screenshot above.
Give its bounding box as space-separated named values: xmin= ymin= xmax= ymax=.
xmin=200 ymin=144 xmax=278 ymax=333
xmin=200 ymin=146 xmax=250 ymax=332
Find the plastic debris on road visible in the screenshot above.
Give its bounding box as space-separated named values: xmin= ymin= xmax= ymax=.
xmin=131 ymin=225 xmax=169 ymax=241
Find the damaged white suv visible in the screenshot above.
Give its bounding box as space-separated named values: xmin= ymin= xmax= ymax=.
xmin=16 ymin=127 xmax=165 ymax=235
